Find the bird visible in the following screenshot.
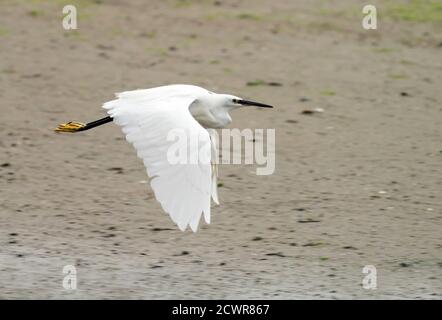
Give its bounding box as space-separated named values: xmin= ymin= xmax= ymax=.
xmin=55 ymin=84 xmax=273 ymax=232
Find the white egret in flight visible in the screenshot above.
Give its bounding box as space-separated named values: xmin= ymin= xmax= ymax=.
xmin=55 ymin=85 xmax=273 ymax=232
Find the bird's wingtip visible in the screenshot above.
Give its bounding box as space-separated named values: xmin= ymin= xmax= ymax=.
xmin=177 ymin=223 xmax=187 ymax=232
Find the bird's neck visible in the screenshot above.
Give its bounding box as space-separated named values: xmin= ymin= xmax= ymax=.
xmin=190 ymin=101 xmax=232 ymax=129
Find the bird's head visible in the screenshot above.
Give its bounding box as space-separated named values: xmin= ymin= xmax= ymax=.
xmin=218 ymin=94 xmax=274 ymax=110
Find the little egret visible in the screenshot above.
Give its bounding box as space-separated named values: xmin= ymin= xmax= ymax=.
xmin=55 ymin=84 xmax=273 ymax=231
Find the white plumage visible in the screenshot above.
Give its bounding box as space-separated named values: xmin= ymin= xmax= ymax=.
xmin=103 ymin=85 xmax=216 ymax=232
xmin=57 ymin=84 xmax=272 ymax=232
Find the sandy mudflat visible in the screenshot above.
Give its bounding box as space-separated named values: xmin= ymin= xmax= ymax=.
xmin=0 ymin=0 xmax=441 ymax=299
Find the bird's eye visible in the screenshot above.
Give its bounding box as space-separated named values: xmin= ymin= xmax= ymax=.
xmin=232 ymin=99 xmax=239 ymax=104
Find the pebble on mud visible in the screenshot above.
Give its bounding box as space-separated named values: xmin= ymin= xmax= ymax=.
xmin=301 ymin=108 xmax=323 ymax=115
xmin=108 ymin=167 xmax=124 ymax=174
xmin=265 ymin=252 xmax=287 ymax=258
xmin=297 ymin=218 xmax=321 ymax=223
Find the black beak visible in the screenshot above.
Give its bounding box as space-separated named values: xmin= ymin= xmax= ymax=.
xmin=236 ymin=99 xmax=274 ymax=108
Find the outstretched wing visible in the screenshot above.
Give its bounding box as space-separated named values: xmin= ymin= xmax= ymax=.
xmin=103 ymin=87 xmax=212 ymax=232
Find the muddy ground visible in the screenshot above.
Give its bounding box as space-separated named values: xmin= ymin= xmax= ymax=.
xmin=0 ymin=0 xmax=441 ymax=299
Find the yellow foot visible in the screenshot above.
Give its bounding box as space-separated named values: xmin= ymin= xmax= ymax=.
xmin=55 ymin=121 xmax=86 ymax=133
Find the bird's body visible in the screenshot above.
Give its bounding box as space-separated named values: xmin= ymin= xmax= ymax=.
xmin=116 ymin=85 xmax=234 ymax=128
xmin=56 ymin=84 xmax=272 ymax=232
